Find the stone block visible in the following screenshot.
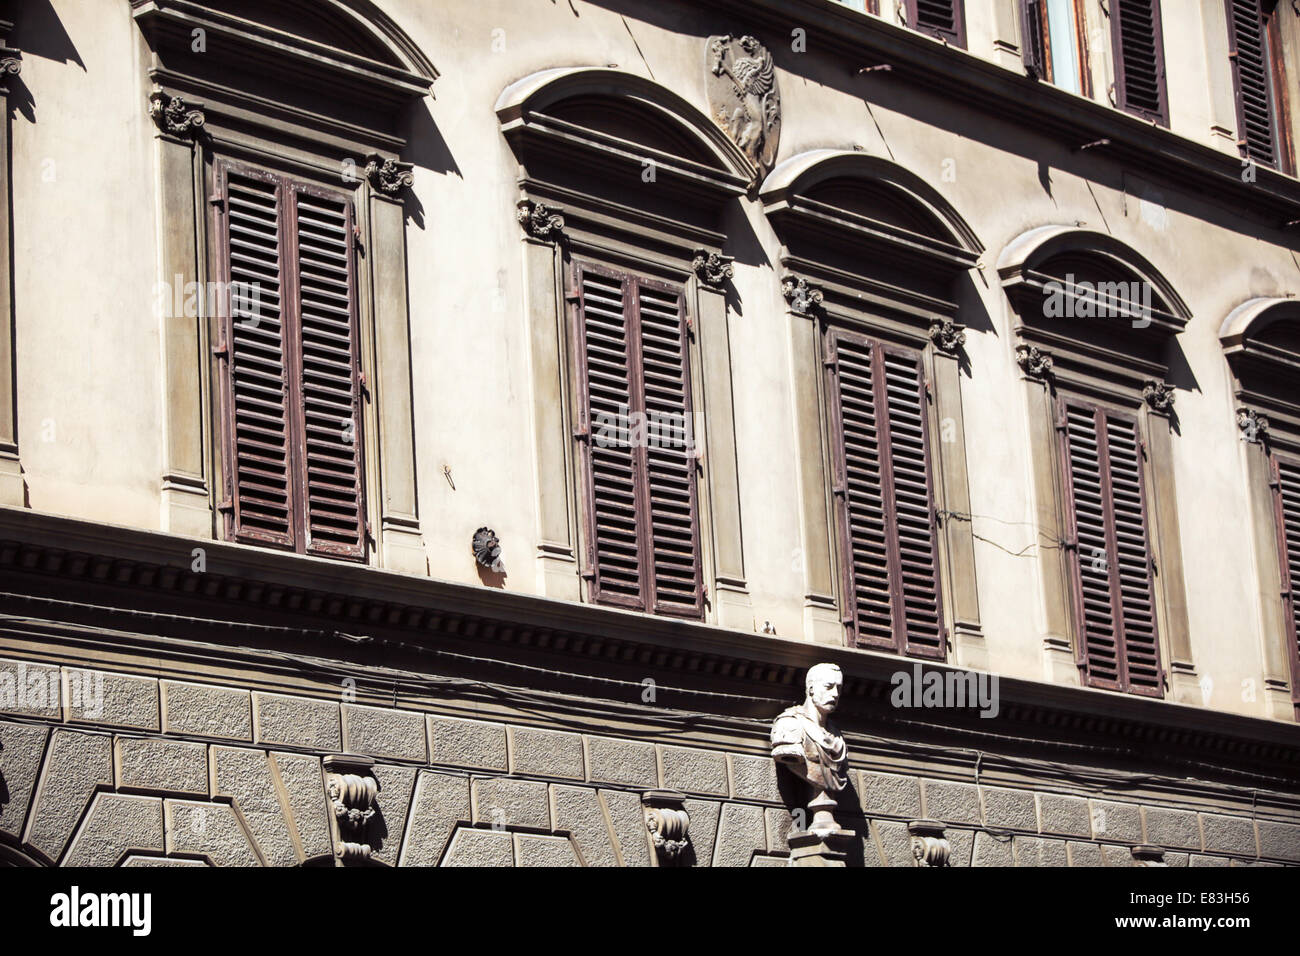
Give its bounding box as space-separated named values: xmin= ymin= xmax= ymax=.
xmin=66 ymin=668 xmax=158 ymax=730
xmin=1198 ymin=814 xmax=1257 ymax=857
xmin=342 ymin=704 xmax=426 ymax=762
xmin=115 ymin=736 xmax=208 ymax=795
xmin=253 ymin=692 xmax=340 ymax=751
xmin=1142 ymin=806 xmax=1202 ymax=850
xmin=25 ymin=729 xmax=113 ymax=862
xmin=0 ymin=657 xmax=61 ymax=718
xmin=471 ymin=776 xmax=550 ymax=831
xmin=161 ymin=680 xmax=251 ymax=740
xmin=514 ymin=833 xmax=581 ymax=867
xmin=658 ymin=745 xmax=728 ymax=796
xmin=64 ymin=793 xmax=165 ymax=866
xmin=429 ymin=715 xmax=507 ymax=772
xmin=1036 ymin=793 xmax=1091 ymax=837
xmin=399 ymin=771 xmax=471 ymax=867
xmin=922 ymin=779 xmax=981 ymax=826
xmin=981 ymin=786 xmax=1037 ymax=831
xmin=858 ymin=771 xmax=923 ymax=819
xmin=584 ymin=735 xmax=657 ymax=787
xmin=442 ymin=827 xmax=513 ymax=866
xmin=0 ymin=721 xmax=48 ymax=840
xmin=729 ymin=754 xmax=780 ymax=803
xmin=1089 ymin=800 xmax=1143 ymax=843
xmin=508 ymin=725 xmax=583 ymax=779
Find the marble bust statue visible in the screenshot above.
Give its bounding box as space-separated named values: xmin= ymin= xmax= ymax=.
xmin=771 ymin=663 xmax=848 ymax=835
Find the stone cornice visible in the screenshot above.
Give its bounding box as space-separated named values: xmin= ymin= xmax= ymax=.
xmin=0 ymin=506 xmax=1298 ymax=788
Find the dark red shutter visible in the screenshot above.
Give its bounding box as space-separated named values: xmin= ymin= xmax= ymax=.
xmin=906 ymin=0 xmax=966 ymax=47
xmin=1110 ymin=0 xmax=1168 ymax=125
xmin=1225 ymin=0 xmax=1278 ymax=167
xmin=575 ymin=266 xmax=644 ymax=610
xmin=291 ymin=185 xmax=366 ymax=559
xmin=636 ymin=279 xmax=704 ymax=618
xmin=827 ymin=330 xmax=944 ymax=658
xmin=216 ymin=165 xmax=295 ymax=550
xmin=573 ymin=265 xmax=702 ymax=618
xmin=1272 ymin=456 xmax=1300 ymax=710
xmin=1021 ymin=0 xmax=1049 ymax=80
xmin=1059 ymin=401 xmax=1162 ymax=695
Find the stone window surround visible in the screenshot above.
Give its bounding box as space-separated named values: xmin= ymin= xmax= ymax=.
xmin=496 ymin=67 xmax=753 ymax=629
xmin=999 ymin=225 xmax=1196 ymax=703
xmin=1220 ymin=296 xmax=1300 ymax=720
xmin=760 ymin=149 xmax=985 ymax=662
xmin=132 ymin=0 xmax=433 ymax=574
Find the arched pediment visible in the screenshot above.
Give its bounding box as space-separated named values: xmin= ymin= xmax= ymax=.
xmin=496 ymin=68 xmax=752 ymax=204
xmin=998 ymin=226 xmax=1190 ymax=338
xmin=761 ymin=149 xmax=983 ymax=256
xmin=1221 ymin=299 xmax=1300 ymax=425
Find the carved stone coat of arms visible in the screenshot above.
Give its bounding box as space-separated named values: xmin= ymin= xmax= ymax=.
xmin=706 ymin=34 xmax=781 ymax=182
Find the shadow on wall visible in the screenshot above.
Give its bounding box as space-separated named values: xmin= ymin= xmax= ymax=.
xmin=401 ymin=103 xmax=461 ymax=232
xmin=12 ymin=0 xmax=84 ymax=70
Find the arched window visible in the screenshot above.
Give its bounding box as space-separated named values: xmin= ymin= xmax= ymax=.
xmin=497 ymin=68 xmax=752 ymax=624
xmin=134 ymin=0 xmax=434 ymax=572
xmin=1000 ymin=226 xmax=1192 ymax=698
xmin=762 ymin=150 xmax=984 ymax=661
xmin=1221 ymin=297 xmax=1300 ymax=720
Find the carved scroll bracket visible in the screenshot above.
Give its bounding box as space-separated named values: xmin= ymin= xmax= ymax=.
xmin=323 ymin=755 xmax=379 ymax=865
xmin=928 ymin=319 xmax=967 ymax=355
xmin=1237 ymin=407 xmax=1269 ymax=445
xmin=1143 ymin=379 xmax=1176 ymax=413
xmin=908 ymin=820 xmax=951 ymax=867
xmin=782 ymin=276 xmax=824 ymax=317
xmin=365 ymin=152 xmax=415 ymax=197
xmin=1015 ymin=342 xmax=1054 ymax=381
xmin=692 ymin=249 xmax=735 ymax=288
xmin=517 ymin=199 xmax=565 ymax=241
xmin=148 ymin=87 xmax=206 ymax=139
xmin=642 ymin=790 xmax=691 ymax=865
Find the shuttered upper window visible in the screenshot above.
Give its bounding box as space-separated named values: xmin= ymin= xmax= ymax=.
xmin=1225 ymin=0 xmax=1284 ymax=169
xmin=1058 ymin=399 xmax=1162 ymax=695
xmin=825 ymin=329 xmax=945 ymax=658
xmin=1110 ymin=0 xmax=1168 ymax=125
xmin=1022 ymin=0 xmax=1087 ymax=95
xmin=905 ymin=0 xmax=966 ymax=48
xmin=571 ymin=263 xmax=703 ymax=619
xmin=213 ymin=160 xmax=367 ymax=561
xmin=1271 ymin=455 xmax=1300 ymax=712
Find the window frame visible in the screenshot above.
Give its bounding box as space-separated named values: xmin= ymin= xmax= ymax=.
xmin=1270 ymin=452 xmax=1300 ymax=715
xmin=1225 ymin=0 xmax=1294 ymax=173
xmin=905 ymin=0 xmax=967 ymax=49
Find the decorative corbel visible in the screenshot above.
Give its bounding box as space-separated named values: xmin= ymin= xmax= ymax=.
xmin=642 ymin=790 xmax=691 ymax=865
xmin=1143 ymin=379 xmax=1176 ymax=413
xmin=365 ymin=152 xmax=415 ymax=197
xmin=908 ymin=820 xmax=951 ymax=867
xmin=1015 ymin=343 xmax=1054 ymax=381
xmin=1236 ymin=407 xmax=1269 ymax=445
xmin=928 ymin=319 xmax=967 ymax=355
xmin=517 ymin=199 xmax=565 ymax=241
xmin=692 ymin=249 xmax=735 ymax=288
xmin=0 ymin=48 xmax=19 ymax=84
xmin=148 ymin=87 xmax=206 ymax=139
xmin=323 ymin=755 xmax=380 ymax=865
xmin=781 ymin=276 xmax=824 ymax=317
xmin=1131 ymin=845 xmax=1167 ymax=867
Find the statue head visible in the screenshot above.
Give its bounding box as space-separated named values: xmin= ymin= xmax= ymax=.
xmin=805 ymin=663 xmax=842 ymax=718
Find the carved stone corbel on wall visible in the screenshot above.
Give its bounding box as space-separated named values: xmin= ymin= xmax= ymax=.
xmin=908 ymin=820 xmax=951 ymax=867
xmin=148 ymin=87 xmax=206 ymax=139
xmin=928 ymin=319 xmax=966 ymax=355
xmin=324 ymin=755 xmax=380 ymax=865
xmin=1131 ymin=844 xmax=1167 ymax=867
xmin=642 ymin=790 xmax=691 ymax=865
xmin=1015 ymin=343 xmax=1054 ymax=380
xmin=692 ymin=249 xmax=735 ymax=288
xmin=1143 ymin=379 xmax=1176 ymax=413
xmin=516 ymin=199 xmax=565 ymax=241
xmin=365 ymin=152 xmax=415 ymax=197
xmin=781 ymin=276 xmax=823 ymax=317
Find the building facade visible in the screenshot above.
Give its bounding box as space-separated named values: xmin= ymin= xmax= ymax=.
xmin=1 ymin=0 xmax=1299 ymax=866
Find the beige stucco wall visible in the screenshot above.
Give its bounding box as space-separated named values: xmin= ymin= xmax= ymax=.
xmin=10 ymin=0 xmax=1300 ymax=720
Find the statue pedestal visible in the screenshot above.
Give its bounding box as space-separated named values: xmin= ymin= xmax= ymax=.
xmin=788 ymin=829 xmax=856 ymax=867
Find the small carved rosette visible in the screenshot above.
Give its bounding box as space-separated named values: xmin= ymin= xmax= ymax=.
xmin=472 ymin=526 xmax=504 ymax=573
xmin=908 ymin=820 xmax=951 ymax=867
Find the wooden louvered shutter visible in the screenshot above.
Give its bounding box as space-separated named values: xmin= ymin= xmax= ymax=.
xmin=827 ymin=331 xmax=944 ymax=658
xmin=1110 ymin=0 xmax=1168 ymax=125
xmin=216 ymin=165 xmax=295 ymax=550
xmin=1059 ymin=401 xmax=1162 ymax=695
xmin=1225 ymin=0 xmax=1278 ymax=167
xmin=1271 ymin=456 xmax=1300 ymax=710
xmin=1021 ymin=0 xmax=1049 ymax=80
xmin=573 ymin=265 xmax=703 ymax=618
xmin=906 ymin=0 xmax=966 ymax=47
xmin=215 ymin=161 xmax=366 ymax=560
xmin=636 ymin=279 xmax=703 ymax=618
xmin=290 ymin=184 xmax=366 ymax=559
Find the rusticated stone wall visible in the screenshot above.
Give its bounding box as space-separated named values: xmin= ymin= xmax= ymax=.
xmin=0 ymin=654 xmax=1296 ymax=867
